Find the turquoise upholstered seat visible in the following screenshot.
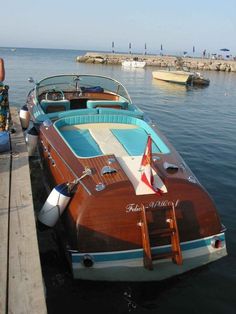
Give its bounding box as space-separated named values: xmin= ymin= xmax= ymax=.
xmin=98 ymin=108 xmax=143 ymax=118
xmin=40 ymin=99 xmax=70 ymax=113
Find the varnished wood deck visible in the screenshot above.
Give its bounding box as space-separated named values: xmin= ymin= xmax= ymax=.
xmin=0 ymin=107 xmax=47 ymax=314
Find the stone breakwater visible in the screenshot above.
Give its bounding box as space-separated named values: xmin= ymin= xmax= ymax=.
xmin=77 ymin=52 xmax=236 ymax=72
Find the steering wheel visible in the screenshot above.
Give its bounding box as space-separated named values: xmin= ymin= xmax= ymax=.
xmin=45 ymin=89 xmax=65 ymax=101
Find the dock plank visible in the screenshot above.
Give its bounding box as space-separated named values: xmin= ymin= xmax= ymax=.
xmin=8 ymin=108 xmax=47 ymax=314
xmin=0 ymin=150 xmax=10 ymax=314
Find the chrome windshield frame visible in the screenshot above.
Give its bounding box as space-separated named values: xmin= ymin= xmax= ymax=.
xmin=35 ymin=74 xmax=132 ymax=104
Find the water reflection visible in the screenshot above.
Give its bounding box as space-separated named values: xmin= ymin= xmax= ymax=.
xmin=121 ymin=66 xmax=145 ymax=73
xmin=152 ymin=78 xmax=188 ymax=97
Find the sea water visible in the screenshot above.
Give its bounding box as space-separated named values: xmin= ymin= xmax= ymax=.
xmin=1 ymin=47 xmax=236 ymax=314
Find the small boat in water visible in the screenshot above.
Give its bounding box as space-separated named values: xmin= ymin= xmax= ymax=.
xmin=191 ymin=72 xmax=210 ymax=86
xmin=152 ymin=70 xmax=210 ymax=86
xmin=25 ymin=74 xmax=226 ymax=281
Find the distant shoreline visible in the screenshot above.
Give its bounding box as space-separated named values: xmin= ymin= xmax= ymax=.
xmin=77 ymin=52 xmax=236 ymax=72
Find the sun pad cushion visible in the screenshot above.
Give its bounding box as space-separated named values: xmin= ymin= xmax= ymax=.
xmin=55 ymin=115 xmax=170 ymax=154
xmin=60 ymin=129 xmax=102 ymax=157
xmin=112 ymin=128 xmax=161 ymax=156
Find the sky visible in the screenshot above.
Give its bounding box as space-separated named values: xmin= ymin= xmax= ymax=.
xmin=1 ymin=0 xmax=236 ymax=55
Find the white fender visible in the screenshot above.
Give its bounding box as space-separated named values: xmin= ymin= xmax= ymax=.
xmin=38 ymin=183 xmax=71 ymax=227
xmin=19 ymin=105 xmax=30 ymax=129
xmin=26 ymin=126 xmax=38 ymax=156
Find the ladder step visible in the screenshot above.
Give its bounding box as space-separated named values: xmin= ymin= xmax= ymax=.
xmin=152 ymin=251 xmax=179 ymax=261
xmin=149 ymin=227 xmax=175 ymax=237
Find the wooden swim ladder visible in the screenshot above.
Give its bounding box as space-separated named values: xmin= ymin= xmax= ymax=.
xmin=139 ymin=203 xmax=183 ymax=270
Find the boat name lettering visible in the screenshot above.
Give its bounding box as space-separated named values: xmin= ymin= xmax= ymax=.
xmin=126 ymin=200 xmax=180 ymax=213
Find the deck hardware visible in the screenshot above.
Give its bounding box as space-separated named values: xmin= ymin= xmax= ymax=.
xmin=108 ymin=158 xmax=116 ymax=164
xmin=152 ymin=156 xmax=161 ymax=162
xmin=163 ymin=162 xmax=178 ymax=170
xmin=43 ymin=119 xmax=52 ymax=129
xmin=211 ymin=236 xmax=223 ymax=249
xmin=72 ymin=167 xmax=92 ymax=185
xmin=163 ymin=162 xmax=179 ymax=172
xmin=188 ymin=176 xmax=197 ymax=183
xmin=74 ymin=76 xmax=83 ymax=96
xmin=95 ymin=182 xmax=106 ymax=191
xmin=82 ymin=167 xmax=92 ymax=177
xmin=101 ymin=165 xmax=117 ymax=176
xmin=41 ymin=140 xmax=48 ymax=152
xmin=82 ymin=254 xmax=94 ymax=267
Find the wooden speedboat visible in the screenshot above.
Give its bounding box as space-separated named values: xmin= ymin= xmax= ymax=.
xmin=25 ymin=74 xmax=226 ymax=281
xmin=152 ymin=70 xmax=210 ymax=86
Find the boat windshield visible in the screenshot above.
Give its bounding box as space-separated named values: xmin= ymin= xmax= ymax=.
xmin=36 ymin=74 xmax=131 ymax=103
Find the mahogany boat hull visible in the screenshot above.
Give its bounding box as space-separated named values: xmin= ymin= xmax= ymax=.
xmin=37 ymin=116 xmax=226 ymax=281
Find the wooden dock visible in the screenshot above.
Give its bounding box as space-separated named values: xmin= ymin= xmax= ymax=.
xmin=0 ymin=108 xmax=47 ymax=314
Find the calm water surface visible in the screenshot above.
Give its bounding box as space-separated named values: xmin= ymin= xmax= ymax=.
xmin=1 ymin=48 xmax=236 ymax=314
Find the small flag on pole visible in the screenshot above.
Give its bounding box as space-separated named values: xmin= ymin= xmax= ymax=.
xmin=140 ymin=135 xmax=167 ymax=195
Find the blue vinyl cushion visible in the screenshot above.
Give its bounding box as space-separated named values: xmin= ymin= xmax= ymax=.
xmin=40 ymin=99 xmax=70 ymax=112
xmin=112 ymin=128 xmax=161 ymax=155
xmin=60 ymin=129 xmax=102 ymax=157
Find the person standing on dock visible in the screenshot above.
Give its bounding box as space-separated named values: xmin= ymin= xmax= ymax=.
xmin=0 ymin=58 xmax=11 ymax=131
xmin=0 ymin=58 xmax=5 ymax=82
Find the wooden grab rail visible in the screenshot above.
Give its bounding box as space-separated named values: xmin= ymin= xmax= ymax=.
xmin=140 ymin=204 xmax=153 ymax=270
